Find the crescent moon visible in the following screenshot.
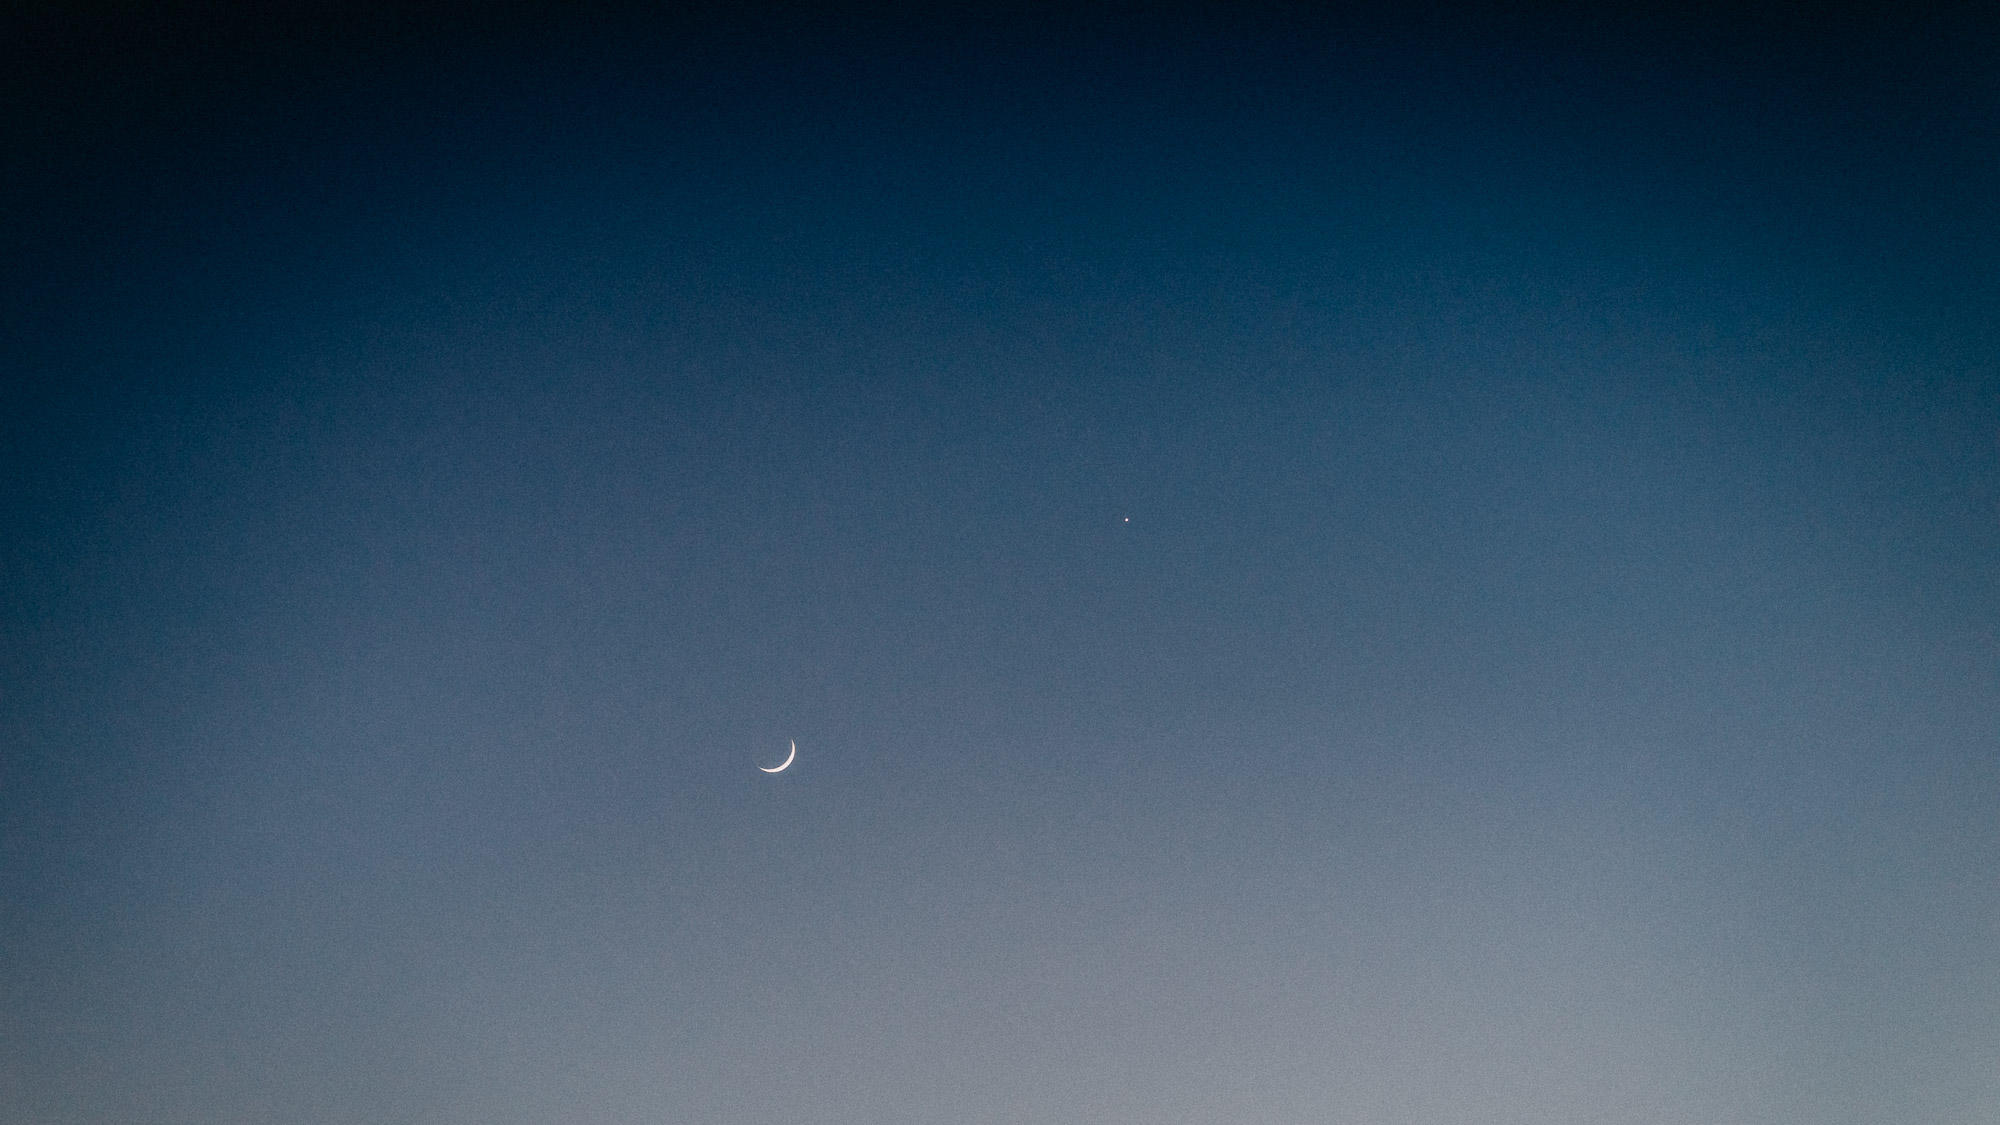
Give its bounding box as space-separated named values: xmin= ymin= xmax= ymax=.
xmin=759 ymin=740 xmax=796 ymax=774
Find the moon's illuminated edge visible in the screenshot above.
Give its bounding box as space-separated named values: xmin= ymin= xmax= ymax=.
xmin=760 ymin=740 xmax=796 ymax=774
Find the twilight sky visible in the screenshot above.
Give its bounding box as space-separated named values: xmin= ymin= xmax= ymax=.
xmin=3 ymin=5 xmax=1997 ymax=1123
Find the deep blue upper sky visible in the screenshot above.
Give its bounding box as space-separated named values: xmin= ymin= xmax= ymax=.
xmin=4 ymin=5 xmax=1997 ymax=1123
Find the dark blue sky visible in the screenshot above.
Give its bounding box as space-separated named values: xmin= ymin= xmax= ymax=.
xmin=4 ymin=5 xmax=1998 ymax=1123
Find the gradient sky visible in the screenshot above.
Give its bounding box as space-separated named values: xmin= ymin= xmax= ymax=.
xmin=4 ymin=5 xmax=1998 ymax=1123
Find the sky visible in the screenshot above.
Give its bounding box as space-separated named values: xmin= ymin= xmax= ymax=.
xmin=3 ymin=4 xmax=1998 ymax=1123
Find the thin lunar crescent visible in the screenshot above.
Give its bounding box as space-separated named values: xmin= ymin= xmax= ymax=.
xmin=760 ymin=740 xmax=796 ymax=774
